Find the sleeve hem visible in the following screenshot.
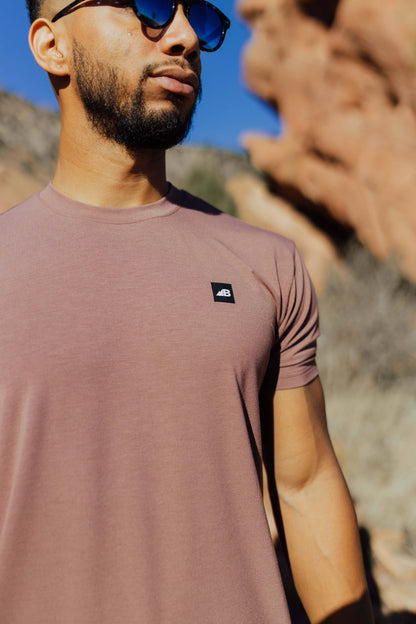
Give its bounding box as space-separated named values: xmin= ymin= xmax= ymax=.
xmin=276 ymin=368 xmax=320 ymax=391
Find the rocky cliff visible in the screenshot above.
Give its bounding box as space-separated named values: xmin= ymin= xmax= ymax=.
xmin=236 ymin=0 xmax=416 ymax=284
xmin=0 ymin=90 xmax=60 ymax=213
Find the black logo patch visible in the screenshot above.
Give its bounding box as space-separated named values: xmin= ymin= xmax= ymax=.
xmin=211 ymin=282 xmax=235 ymax=304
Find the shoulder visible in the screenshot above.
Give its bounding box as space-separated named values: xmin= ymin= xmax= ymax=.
xmin=171 ymin=189 xmax=317 ymax=322
xmin=0 ymin=191 xmax=44 ymax=266
xmin=171 ymin=186 xmax=298 ymax=263
xmin=0 ymin=191 xmax=41 ymax=228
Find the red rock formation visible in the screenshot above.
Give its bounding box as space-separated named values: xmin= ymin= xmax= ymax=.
xmin=238 ymin=0 xmax=416 ymax=282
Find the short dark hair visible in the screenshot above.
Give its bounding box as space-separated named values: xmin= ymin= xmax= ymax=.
xmin=26 ymin=0 xmax=44 ymax=22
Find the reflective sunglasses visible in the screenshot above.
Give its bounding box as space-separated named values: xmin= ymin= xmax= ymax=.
xmin=52 ymin=0 xmax=230 ymax=52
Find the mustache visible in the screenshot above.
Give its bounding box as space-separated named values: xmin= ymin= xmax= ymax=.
xmin=143 ymin=59 xmax=200 ymax=82
xmin=141 ymin=60 xmax=202 ymax=102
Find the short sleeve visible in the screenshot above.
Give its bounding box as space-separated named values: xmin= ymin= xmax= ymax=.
xmin=276 ymin=245 xmax=320 ymax=390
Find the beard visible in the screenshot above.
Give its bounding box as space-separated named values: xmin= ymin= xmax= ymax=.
xmin=72 ymin=41 xmax=200 ymax=152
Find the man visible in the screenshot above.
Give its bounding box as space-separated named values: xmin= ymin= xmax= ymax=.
xmin=0 ymin=1 xmax=373 ymax=622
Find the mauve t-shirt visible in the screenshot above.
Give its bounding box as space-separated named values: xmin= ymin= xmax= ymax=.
xmin=0 ymin=184 xmax=319 ymax=623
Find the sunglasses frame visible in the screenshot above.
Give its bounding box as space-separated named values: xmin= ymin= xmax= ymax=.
xmin=51 ymin=0 xmax=230 ymax=52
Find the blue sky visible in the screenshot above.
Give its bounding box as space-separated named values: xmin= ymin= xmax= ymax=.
xmin=0 ymin=1 xmax=282 ymax=152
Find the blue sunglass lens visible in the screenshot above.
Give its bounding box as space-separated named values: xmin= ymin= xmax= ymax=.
xmin=189 ymin=3 xmax=223 ymax=51
xmin=133 ymin=0 xmax=173 ymax=28
xmin=133 ymin=0 xmax=226 ymax=51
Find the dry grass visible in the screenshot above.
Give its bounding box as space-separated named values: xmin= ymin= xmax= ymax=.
xmin=317 ymin=243 xmax=416 ymax=552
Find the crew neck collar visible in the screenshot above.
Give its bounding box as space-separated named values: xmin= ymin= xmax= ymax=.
xmin=39 ymin=183 xmax=182 ymax=224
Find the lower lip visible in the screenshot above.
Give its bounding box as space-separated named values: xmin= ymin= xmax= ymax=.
xmin=151 ymin=76 xmax=195 ymax=97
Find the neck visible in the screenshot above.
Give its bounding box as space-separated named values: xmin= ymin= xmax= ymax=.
xmin=52 ymin=114 xmax=169 ymax=208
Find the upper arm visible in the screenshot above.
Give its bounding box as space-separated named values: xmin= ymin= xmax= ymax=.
xmin=268 ymin=377 xmax=340 ymax=494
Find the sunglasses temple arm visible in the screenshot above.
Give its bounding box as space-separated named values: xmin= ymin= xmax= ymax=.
xmin=52 ymin=0 xmax=87 ymax=22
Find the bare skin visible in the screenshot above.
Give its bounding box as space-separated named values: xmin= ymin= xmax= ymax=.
xmin=29 ymin=0 xmax=201 ymax=207
xmin=29 ymin=3 xmax=374 ymax=622
xmin=266 ymin=378 xmax=374 ymax=623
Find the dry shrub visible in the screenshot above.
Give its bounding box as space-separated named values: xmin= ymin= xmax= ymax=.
xmin=317 ymin=243 xmax=416 ymax=552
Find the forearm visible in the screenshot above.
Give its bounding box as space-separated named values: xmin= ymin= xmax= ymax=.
xmin=278 ymin=465 xmax=374 ymax=624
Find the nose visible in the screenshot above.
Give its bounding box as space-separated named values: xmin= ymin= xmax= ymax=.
xmin=159 ymin=3 xmax=201 ymax=64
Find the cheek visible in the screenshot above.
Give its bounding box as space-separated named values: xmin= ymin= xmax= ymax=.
xmin=70 ymin=12 xmax=157 ymax=83
xmin=122 ymin=35 xmax=134 ymax=58
xmin=72 ymin=11 xmax=137 ymax=58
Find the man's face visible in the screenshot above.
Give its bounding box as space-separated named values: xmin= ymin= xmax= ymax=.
xmin=64 ymin=1 xmax=202 ymax=150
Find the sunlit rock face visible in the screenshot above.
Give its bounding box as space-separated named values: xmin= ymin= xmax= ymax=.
xmin=238 ymin=0 xmax=416 ymax=283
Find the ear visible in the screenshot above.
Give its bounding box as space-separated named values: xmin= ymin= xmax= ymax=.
xmin=28 ymin=19 xmax=70 ymax=77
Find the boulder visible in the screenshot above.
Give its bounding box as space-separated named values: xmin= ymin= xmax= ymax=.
xmin=238 ymin=0 xmax=416 ymax=283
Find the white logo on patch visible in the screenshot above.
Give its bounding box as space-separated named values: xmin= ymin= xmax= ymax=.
xmin=216 ymin=289 xmax=232 ymax=297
